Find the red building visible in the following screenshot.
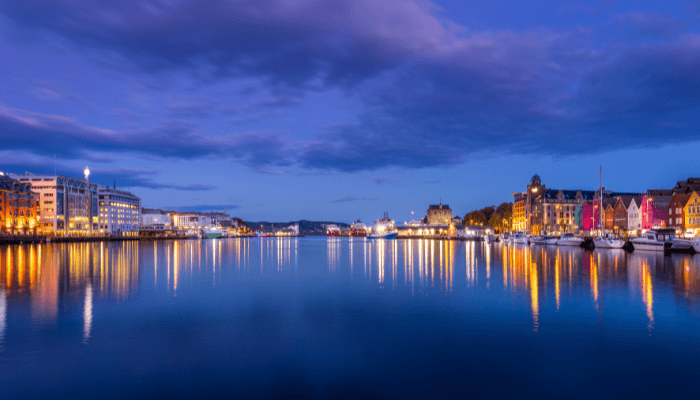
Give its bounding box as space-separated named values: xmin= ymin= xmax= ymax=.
xmin=668 ymin=193 xmax=692 ymax=233
xmin=641 ymin=190 xmax=673 ymax=230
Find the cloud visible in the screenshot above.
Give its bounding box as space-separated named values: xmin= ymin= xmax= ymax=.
xmin=0 ymin=105 xmax=294 ymax=167
xmin=2 ymin=2 xmax=700 ymax=172
xmin=168 ymin=204 xmax=240 ymax=212
xmin=330 ymin=196 xmax=378 ymax=203
xmin=366 ymin=176 xmax=399 ymax=185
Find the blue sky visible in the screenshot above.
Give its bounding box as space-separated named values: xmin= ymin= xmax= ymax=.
xmin=1 ymin=0 xmax=699 ymax=223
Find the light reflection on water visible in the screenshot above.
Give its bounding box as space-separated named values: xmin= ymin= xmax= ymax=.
xmin=1 ymin=238 xmax=700 ymax=397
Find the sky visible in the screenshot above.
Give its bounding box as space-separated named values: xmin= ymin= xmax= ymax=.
xmin=1 ymin=0 xmax=699 ymax=223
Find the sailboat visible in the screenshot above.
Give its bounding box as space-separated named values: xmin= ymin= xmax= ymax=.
xmin=594 ymin=165 xmax=624 ymax=249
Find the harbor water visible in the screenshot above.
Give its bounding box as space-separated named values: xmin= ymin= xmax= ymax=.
xmin=1 ymin=238 xmax=700 ymax=398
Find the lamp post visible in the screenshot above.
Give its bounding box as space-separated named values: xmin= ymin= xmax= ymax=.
xmin=84 ymin=166 xmax=92 ymax=236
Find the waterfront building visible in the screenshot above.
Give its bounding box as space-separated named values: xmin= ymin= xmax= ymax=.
xmin=641 ymin=190 xmax=673 ymax=230
xmin=427 ymin=203 xmax=452 ymax=225
xmin=173 ymin=213 xmax=212 ymax=230
xmin=7 ymin=171 xmax=98 ymax=236
xmin=0 ymin=174 xmax=40 ymax=235
xmin=685 ymin=191 xmax=700 ymax=236
xmin=668 ymin=193 xmax=692 ymax=234
xmin=627 ymin=198 xmax=642 ymax=234
xmin=612 ymin=196 xmax=642 ymax=235
xmin=202 ymin=212 xmax=236 ymax=228
xmin=604 ymin=202 xmax=615 ymax=231
xmin=97 ymin=185 xmax=141 ymax=237
xmin=513 ymin=174 xmax=596 ymax=234
xmin=141 ymin=208 xmax=173 ymax=226
xmin=512 ymin=194 xmax=527 ymax=232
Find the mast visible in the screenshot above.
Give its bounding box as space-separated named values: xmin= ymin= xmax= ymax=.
xmin=599 ymin=165 xmax=603 ymax=236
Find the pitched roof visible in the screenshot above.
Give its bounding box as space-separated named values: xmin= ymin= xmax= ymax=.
xmin=617 ymin=195 xmax=642 ymax=209
xmin=429 ymin=204 xmax=450 ymax=210
xmin=671 ymin=193 xmax=692 ymax=207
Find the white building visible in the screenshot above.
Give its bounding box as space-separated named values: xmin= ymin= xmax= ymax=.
xmin=98 ymin=186 xmax=141 ymax=237
xmin=8 ymin=172 xmax=98 ymax=235
xmin=627 ymin=198 xmax=642 ymax=233
xmin=173 ymin=214 xmax=212 ymax=230
xmin=141 ymin=209 xmax=173 ymax=227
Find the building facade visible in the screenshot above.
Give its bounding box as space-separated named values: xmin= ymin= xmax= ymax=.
xmin=685 ymin=191 xmax=700 ymax=236
xmin=0 ymin=174 xmax=40 ymax=235
xmin=203 ymin=212 xmax=236 ymax=228
xmin=641 ymin=190 xmax=673 ymax=230
xmin=427 ymin=204 xmax=452 ymax=225
xmin=98 ymin=186 xmax=141 ymax=237
xmin=173 ymin=214 xmax=212 ymax=230
xmin=668 ymin=193 xmax=691 ymax=234
xmin=512 ymin=194 xmax=527 ymax=232
xmin=513 ymin=174 xmax=595 ymax=234
xmin=627 ymin=198 xmax=642 ymax=233
xmin=141 ymin=209 xmax=173 ymax=227
xmin=8 ymin=172 xmax=98 ymax=236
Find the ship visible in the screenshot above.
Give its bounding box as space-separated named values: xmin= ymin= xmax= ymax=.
xmin=367 ymin=212 xmax=398 ymax=239
xmin=350 ymin=220 xmax=367 ymax=236
xmin=202 ymin=227 xmax=223 ymax=239
xmin=326 ymin=224 xmax=341 ymax=236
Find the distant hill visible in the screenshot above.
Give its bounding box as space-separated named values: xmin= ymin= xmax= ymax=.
xmin=245 ymin=220 xmax=350 ymax=235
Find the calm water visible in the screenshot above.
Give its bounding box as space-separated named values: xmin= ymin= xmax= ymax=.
xmin=1 ymin=238 xmax=700 ymax=399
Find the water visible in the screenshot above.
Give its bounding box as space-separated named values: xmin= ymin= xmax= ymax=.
xmin=1 ymin=238 xmax=700 ymax=399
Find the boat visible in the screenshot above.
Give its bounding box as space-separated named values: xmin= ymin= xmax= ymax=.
xmin=202 ymin=227 xmax=223 ymax=239
xmin=593 ymin=167 xmax=624 ymax=250
xmin=670 ymin=237 xmax=693 ymax=251
xmin=557 ymin=233 xmax=584 ymax=246
xmin=630 ymin=229 xmax=673 ymax=252
xmin=187 ymin=232 xmax=201 ymax=239
xmin=502 ymin=232 xmax=511 ymax=243
xmin=691 ymin=238 xmax=700 ymax=253
xmin=486 ymin=234 xmax=500 ymax=243
xmin=594 ymin=234 xmax=624 ymax=249
xmin=326 ymin=224 xmax=341 ymax=237
xmin=529 ymin=236 xmax=546 ymax=245
xmin=367 ymin=212 xmax=397 ymax=240
xmin=544 ymin=236 xmax=559 ymax=245
xmin=367 ymin=232 xmax=399 ymax=239
xmin=511 ymin=232 xmax=528 ymax=245
xmin=350 ymin=220 xmax=368 ymax=237
xmin=255 ymin=231 xmax=271 ymax=238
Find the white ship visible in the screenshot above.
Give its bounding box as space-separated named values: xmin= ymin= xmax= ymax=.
xmin=630 ymin=229 xmax=671 ymax=252
xmin=511 ymin=232 xmax=528 ymax=245
xmin=203 ymin=227 xmax=223 ymax=239
xmin=368 ymin=212 xmax=398 ymax=239
xmin=557 ymin=233 xmax=584 ymax=246
xmin=594 ymin=234 xmax=624 ymax=249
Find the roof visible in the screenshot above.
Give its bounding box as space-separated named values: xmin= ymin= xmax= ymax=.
xmin=616 ymin=195 xmax=642 ymax=209
xmin=428 ymin=204 xmax=450 ymax=210
xmin=543 ymin=189 xmax=597 ymax=200
xmin=646 ymin=189 xmax=674 ymax=196
xmin=671 ymin=193 xmax=692 ymax=207
xmin=0 ymin=175 xmax=34 ymax=194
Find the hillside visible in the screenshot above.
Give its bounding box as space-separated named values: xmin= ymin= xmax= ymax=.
xmin=244 ymin=220 xmax=350 ymax=235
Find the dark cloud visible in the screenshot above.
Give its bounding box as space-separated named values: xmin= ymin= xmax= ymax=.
xmin=2 ymin=1 xmax=700 ymax=172
xmin=330 ymin=196 xmax=378 ymax=203
xmin=0 ymin=105 xmax=293 ymax=167
xmin=82 ymin=168 xmax=219 ymax=191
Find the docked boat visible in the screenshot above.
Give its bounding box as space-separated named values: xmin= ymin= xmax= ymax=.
xmin=367 ymin=212 xmax=397 ymax=239
xmin=202 ymin=227 xmax=224 ymax=239
xmin=594 ymin=234 xmax=624 ymax=249
xmin=529 ymin=236 xmax=545 ymax=245
xmin=557 ymin=233 xmax=584 ymax=246
xmin=326 ymin=224 xmax=341 ymax=236
xmin=486 ymin=234 xmax=500 ymax=243
xmin=544 ymin=236 xmax=559 ymax=245
xmin=502 ymin=232 xmax=511 ymax=243
xmin=630 ymin=229 xmax=673 ymax=252
xmin=187 ymin=232 xmax=201 ymax=239
xmin=350 ymin=220 xmax=368 ymax=237
xmin=691 ymin=238 xmax=700 ymax=253
xmin=512 ymin=232 xmax=528 ymax=245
